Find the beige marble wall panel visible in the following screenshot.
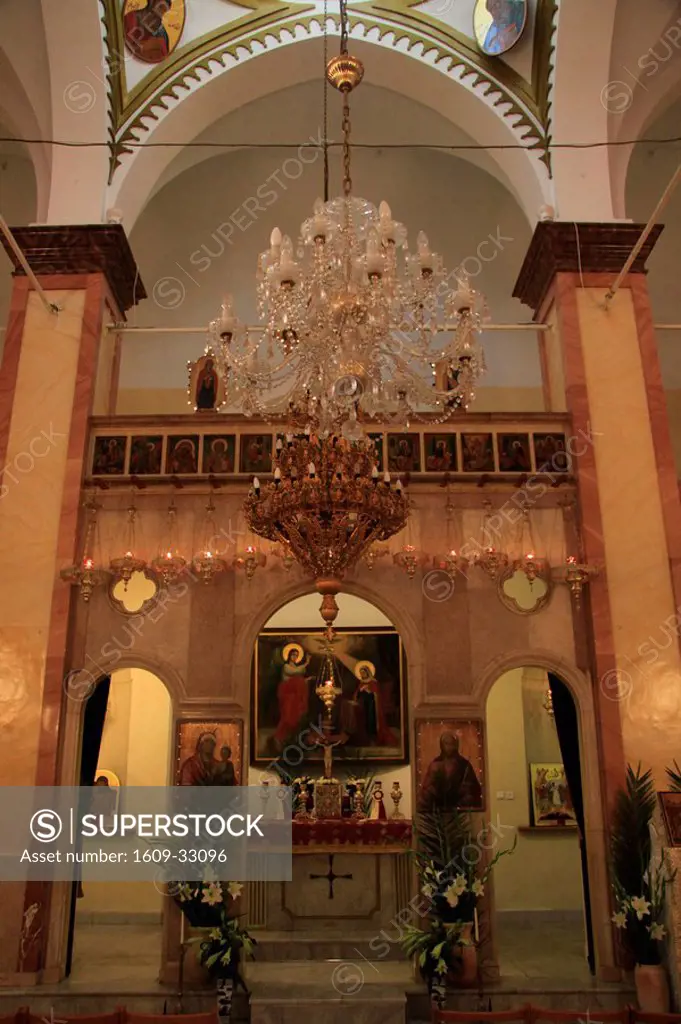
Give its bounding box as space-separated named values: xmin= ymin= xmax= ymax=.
xmin=577 ymin=288 xmax=681 ymax=781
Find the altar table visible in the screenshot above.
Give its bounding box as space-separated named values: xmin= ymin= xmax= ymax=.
xmin=291 ymin=817 xmax=412 ymax=853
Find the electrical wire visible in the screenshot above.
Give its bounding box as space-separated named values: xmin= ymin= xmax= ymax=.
xmin=1 ymin=135 xmax=680 ymax=152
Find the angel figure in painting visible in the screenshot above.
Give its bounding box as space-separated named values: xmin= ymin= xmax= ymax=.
xmin=418 ymin=731 xmax=482 ymax=811
xmin=273 ymin=643 xmax=314 ymax=749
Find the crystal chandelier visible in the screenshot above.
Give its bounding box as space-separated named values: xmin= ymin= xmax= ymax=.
xmin=243 ymin=425 xmax=409 ymax=630
xmin=206 ymin=0 xmax=488 ymax=433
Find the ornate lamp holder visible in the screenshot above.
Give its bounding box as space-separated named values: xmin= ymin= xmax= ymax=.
xmin=559 ymin=555 xmax=599 ymax=608
xmin=61 ymin=499 xmax=109 ymax=602
xmin=192 ymin=495 xmax=228 ymax=584
xmin=394 ymin=543 xmax=429 ymax=580
xmin=151 ymin=498 xmax=187 ymax=586
xmin=109 ymin=498 xmax=147 ymax=589
xmin=234 ymin=538 xmax=267 ymax=580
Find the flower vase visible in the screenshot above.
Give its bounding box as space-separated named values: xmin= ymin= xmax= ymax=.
xmin=217 ymin=976 xmax=234 ymax=1023
xmin=635 ymin=964 xmax=670 ymax=1013
xmin=447 ymin=922 xmax=477 ymax=989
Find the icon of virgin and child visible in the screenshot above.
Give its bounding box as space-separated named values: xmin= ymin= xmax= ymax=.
xmin=260 ymin=638 xmax=400 ymax=758
xmin=178 ymin=731 xmax=237 ymax=786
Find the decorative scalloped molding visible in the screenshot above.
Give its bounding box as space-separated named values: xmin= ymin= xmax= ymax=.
xmin=103 ymin=0 xmax=558 ymax=183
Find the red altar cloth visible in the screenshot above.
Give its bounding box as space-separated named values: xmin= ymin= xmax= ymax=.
xmin=292 ymin=818 xmax=412 ymax=852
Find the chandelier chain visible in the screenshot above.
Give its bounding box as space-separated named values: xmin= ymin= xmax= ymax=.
xmin=323 ymin=0 xmax=329 ymax=202
xmin=339 ymin=0 xmax=348 ymax=54
xmin=342 ymin=97 xmax=352 ymax=197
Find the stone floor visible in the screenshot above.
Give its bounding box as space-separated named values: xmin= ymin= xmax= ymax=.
xmin=0 ymin=915 xmax=633 ymax=1019
xmin=63 ymin=914 xmax=595 ymax=990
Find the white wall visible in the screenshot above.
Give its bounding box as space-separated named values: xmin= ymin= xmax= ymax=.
xmin=486 ymin=668 xmax=583 ymax=912
xmin=77 ymin=667 xmax=173 ymax=920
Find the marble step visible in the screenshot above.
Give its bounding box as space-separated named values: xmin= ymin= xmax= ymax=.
xmin=251 ymin=930 xmax=411 ymax=962
xmin=248 ymin=961 xmax=411 ymax=1024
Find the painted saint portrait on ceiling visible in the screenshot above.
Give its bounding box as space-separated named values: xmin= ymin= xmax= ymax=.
xmin=123 ymin=0 xmax=186 ymax=64
xmin=474 ymin=0 xmax=527 ymax=57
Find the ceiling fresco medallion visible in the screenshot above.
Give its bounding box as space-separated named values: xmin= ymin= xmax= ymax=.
xmin=123 ymin=0 xmax=187 ymax=63
xmin=473 ymin=0 xmax=527 ymax=56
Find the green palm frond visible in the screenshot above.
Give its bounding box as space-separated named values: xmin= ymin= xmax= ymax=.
xmin=666 ymin=761 xmax=681 ymax=793
xmin=611 ymin=763 xmax=656 ymax=899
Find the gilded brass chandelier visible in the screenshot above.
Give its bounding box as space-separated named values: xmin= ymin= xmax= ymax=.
xmin=244 ymin=424 xmax=409 ymax=632
xmin=206 ymin=0 xmax=488 ymax=435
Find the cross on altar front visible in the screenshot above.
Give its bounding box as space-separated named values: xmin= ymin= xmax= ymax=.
xmin=309 ymin=854 xmax=353 ymax=899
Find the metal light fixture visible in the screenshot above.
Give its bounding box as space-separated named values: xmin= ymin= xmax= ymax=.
xmin=109 ymin=496 xmax=147 ymax=589
xmin=393 ymin=516 xmax=428 ymax=580
xmin=474 ymin=500 xmax=509 ymax=581
xmin=560 ymin=555 xmax=598 ymax=608
xmin=192 ymin=495 xmax=227 ymax=584
xmin=203 ymin=0 xmax=489 ymax=433
xmin=151 ymin=497 xmax=187 ymax=586
xmin=513 ymin=507 xmax=548 ymax=587
xmin=61 ymin=499 xmax=109 ymax=602
xmin=234 ymin=531 xmax=267 ymax=580
xmin=244 ymin=424 xmax=409 ymax=631
xmin=432 ymin=490 xmax=467 ymax=582
xmin=362 ymin=543 xmax=390 ymax=571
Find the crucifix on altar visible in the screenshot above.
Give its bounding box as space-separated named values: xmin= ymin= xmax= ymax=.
xmin=312 ymin=650 xmax=348 ymax=818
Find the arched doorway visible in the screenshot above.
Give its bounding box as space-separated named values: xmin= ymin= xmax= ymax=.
xmin=486 ymin=666 xmax=594 ymax=982
xmin=66 ymin=667 xmax=173 ymax=983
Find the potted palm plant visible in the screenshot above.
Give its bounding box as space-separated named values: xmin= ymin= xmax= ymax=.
xmin=173 ymin=879 xmax=256 ymax=1022
xmin=400 ymin=811 xmax=515 ymax=1008
xmin=610 ymin=764 xmax=675 ymax=1013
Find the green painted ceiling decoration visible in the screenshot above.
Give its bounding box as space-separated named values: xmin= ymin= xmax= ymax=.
xmin=101 ymin=0 xmax=557 ymax=184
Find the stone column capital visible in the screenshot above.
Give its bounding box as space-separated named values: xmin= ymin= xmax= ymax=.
xmin=513 ymin=221 xmax=664 ymax=312
xmin=0 ymin=223 xmax=146 ymax=313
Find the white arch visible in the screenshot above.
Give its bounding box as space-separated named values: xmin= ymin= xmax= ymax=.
xmin=477 ymin=648 xmax=617 ymax=979
xmin=110 ymin=32 xmax=550 ymax=230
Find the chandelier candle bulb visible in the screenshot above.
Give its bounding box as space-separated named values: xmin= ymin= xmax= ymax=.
xmin=253 ymin=477 xmax=261 ymax=494
xmin=372 ymin=465 xmax=379 ymax=481
xmin=274 ymin=468 xmax=281 ymax=484
xmin=308 ymin=463 xmax=316 ymax=478
xmin=383 ymin=471 xmax=391 ymax=486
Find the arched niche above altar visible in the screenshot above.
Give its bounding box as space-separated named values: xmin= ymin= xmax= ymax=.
xmin=251 ymin=590 xmax=409 ymax=784
xmin=263 ymin=591 xmax=393 ymax=630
